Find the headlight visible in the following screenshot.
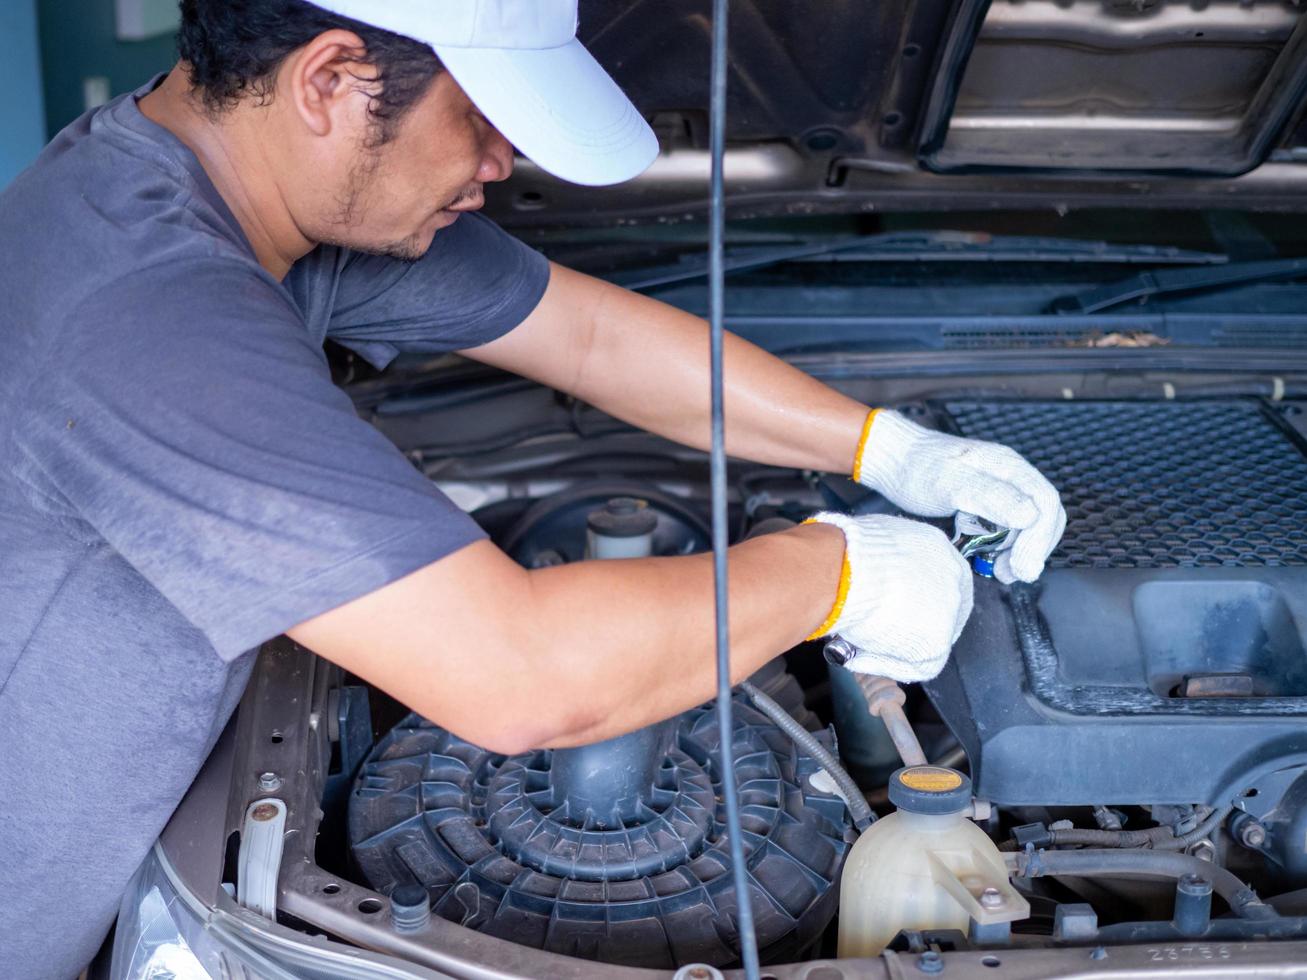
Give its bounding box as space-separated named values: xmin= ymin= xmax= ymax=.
xmin=109 ymin=847 xmax=231 ymax=980
xmin=110 ymin=844 xmax=435 ymax=980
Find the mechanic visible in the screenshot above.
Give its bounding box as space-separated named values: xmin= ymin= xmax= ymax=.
xmin=0 ymin=1 xmax=1064 ymax=975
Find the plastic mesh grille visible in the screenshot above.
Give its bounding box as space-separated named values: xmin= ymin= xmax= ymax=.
xmin=1213 ymin=324 xmax=1307 ymax=349
xmin=943 ymin=400 xmax=1307 ymax=568
xmin=941 ymin=327 xmax=1092 ymax=349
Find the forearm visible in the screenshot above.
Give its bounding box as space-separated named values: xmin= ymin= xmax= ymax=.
xmin=582 ymin=285 xmax=866 ymax=472
xmin=467 ymin=265 xmax=870 ymax=475
xmin=290 ymin=522 xmax=844 ymax=753
xmin=519 ymin=520 xmax=843 ymax=746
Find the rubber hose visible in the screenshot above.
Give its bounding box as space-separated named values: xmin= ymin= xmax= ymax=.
xmin=1170 ymin=806 xmax=1235 ymax=850
xmin=1048 ymin=826 xmax=1178 ymax=848
xmin=739 ymin=680 xmax=874 ymax=831
xmin=1044 ymin=806 xmax=1233 ymax=851
xmin=1006 ymin=848 xmax=1269 ymax=919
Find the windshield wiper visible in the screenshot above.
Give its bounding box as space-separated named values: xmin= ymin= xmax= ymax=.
xmin=1047 ymin=256 xmax=1307 ymax=314
xmin=611 ymin=231 xmax=1227 ymax=291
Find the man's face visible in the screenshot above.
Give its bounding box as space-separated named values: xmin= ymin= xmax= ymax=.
xmin=309 ymin=72 xmax=515 ymax=260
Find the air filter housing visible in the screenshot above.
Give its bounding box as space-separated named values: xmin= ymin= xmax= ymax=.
xmin=349 ymin=694 xmax=850 ymax=969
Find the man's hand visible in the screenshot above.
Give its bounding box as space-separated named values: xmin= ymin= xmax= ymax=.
xmin=807 ymin=513 xmax=973 ymax=683
xmin=855 ymin=410 xmax=1066 ymax=584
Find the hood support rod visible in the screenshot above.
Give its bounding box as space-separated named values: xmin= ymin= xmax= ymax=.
xmin=707 ymin=0 xmax=762 ymax=976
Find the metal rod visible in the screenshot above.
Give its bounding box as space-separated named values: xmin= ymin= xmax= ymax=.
xmin=854 ymin=674 xmax=929 ymax=768
xmin=707 ymin=0 xmax=760 ymax=974
xmin=873 ymin=700 xmax=929 ymax=768
xmin=824 ymin=639 xmax=929 ymax=768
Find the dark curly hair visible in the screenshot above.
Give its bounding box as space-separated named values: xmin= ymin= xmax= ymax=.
xmin=177 ymin=0 xmax=443 ymax=144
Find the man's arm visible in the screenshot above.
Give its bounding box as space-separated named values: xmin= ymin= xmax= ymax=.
xmin=463 ymin=262 xmax=1065 ymax=584
xmin=289 ymin=522 xmax=845 ymax=755
xmin=289 ymin=269 xmax=997 ymax=753
xmin=461 ymin=262 xmax=870 ymax=475
xmin=288 ymin=261 xmax=1055 ymax=754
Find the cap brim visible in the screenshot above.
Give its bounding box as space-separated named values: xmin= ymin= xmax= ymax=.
xmin=433 ymin=39 xmax=658 ymax=187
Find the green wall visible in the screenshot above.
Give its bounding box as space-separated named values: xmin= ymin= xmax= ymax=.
xmin=38 ymin=0 xmax=177 ymax=137
xmin=1 ymin=0 xmax=47 ymax=186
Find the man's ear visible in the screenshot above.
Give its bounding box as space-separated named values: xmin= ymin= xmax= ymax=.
xmin=284 ymin=29 xmax=377 ymax=138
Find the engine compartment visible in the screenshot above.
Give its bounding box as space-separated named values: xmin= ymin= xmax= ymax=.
xmin=190 ymin=390 xmax=1307 ymax=977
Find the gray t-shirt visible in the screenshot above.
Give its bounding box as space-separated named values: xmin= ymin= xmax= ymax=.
xmin=0 ymin=80 xmax=549 ymax=978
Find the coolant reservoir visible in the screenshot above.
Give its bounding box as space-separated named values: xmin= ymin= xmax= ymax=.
xmin=837 ymin=766 xmax=1029 ymax=957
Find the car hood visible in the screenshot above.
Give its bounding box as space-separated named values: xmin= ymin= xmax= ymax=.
xmin=484 ymin=0 xmax=1307 ymax=227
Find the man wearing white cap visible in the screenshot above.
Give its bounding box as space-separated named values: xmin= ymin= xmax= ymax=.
xmin=0 ymin=1 xmax=1063 ymax=972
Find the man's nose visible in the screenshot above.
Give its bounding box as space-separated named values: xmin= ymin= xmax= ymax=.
xmin=476 ymin=128 xmax=515 ymax=183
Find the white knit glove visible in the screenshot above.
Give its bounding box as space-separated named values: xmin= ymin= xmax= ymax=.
xmin=807 ymin=512 xmax=973 ymax=682
xmin=854 ymin=410 xmax=1066 ymax=584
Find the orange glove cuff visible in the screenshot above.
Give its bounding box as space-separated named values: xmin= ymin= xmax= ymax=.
xmin=851 ymin=407 xmax=882 ymax=483
xmin=803 ymin=517 xmax=852 ymax=641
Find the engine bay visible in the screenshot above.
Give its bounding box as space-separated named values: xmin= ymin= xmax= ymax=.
xmin=186 ymin=387 xmax=1307 ymax=977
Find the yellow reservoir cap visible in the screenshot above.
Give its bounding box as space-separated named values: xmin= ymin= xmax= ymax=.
xmin=888 ymin=766 xmax=972 ymax=814
xmin=899 ymin=767 xmax=964 ymax=792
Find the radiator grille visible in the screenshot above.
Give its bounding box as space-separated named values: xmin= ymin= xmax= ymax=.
xmin=943 ymin=400 xmax=1307 ymax=568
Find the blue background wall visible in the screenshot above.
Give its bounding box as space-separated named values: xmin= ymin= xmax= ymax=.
xmin=1 ymin=1 xmax=48 ymax=187
xmin=37 ymin=0 xmax=176 ymax=138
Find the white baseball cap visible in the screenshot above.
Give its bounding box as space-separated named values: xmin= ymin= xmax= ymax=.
xmin=307 ymin=0 xmax=658 ymax=186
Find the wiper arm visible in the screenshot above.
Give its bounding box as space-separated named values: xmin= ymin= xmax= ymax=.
xmin=612 ymin=232 xmax=1226 ymax=292
xmin=1048 ymin=257 xmax=1307 ymax=315
xmin=611 ymin=231 xmax=942 ymax=290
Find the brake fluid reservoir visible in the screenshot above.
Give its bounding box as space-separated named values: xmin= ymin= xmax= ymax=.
xmin=837 ymin=766 xmax=1029 ymax=957
xmin=585 ymin=497 xmax=657 ymax=560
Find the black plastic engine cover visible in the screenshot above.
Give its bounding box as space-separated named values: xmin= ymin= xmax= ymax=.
xmin=923 ymin=398 xmax=1307 ymax=807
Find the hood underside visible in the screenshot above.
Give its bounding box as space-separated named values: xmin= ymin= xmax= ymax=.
xmin=484 ymin=0 xmax=1307 ymax=226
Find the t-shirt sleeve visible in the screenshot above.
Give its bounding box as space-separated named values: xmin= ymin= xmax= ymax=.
xmin=322 ymin=212 xmax=550 ymax=369
xmin=16 ymin=260 xmax=487 ymax=661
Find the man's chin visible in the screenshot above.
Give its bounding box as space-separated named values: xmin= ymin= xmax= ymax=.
xmin=358 ymin=226 xmax=443 ymax=263
xmin=317 ymin=213 xmax=458 ymax=263
xmin=381 ymin=211 xmax=462 ymax=260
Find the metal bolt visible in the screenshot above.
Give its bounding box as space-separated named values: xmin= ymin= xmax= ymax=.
xmin=1092 ymin=805 xmax=1123 ymax=831
xmin=1189 ymin=839 xmax=1217 ymax=863
xmin=251 ymin=803 xmax=279 ymax=822
xmin=979 ymin=886 xmax=1004 ymax=909
xmin=823 ymin=636 xmax=857 ymax=666
xmin=1240 ymin=820 xmax=1267 ymax=848
xmin=917 ymin=949 xmax=945 ymax=975
xmin=1090 ymin=946 xmax=1108 ymax=960
xmin=257 ymin=771 xmax=282 ymax=792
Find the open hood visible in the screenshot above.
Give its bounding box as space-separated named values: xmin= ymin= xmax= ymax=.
xmin=485 ymin=0 xmax=1307 ymax=227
